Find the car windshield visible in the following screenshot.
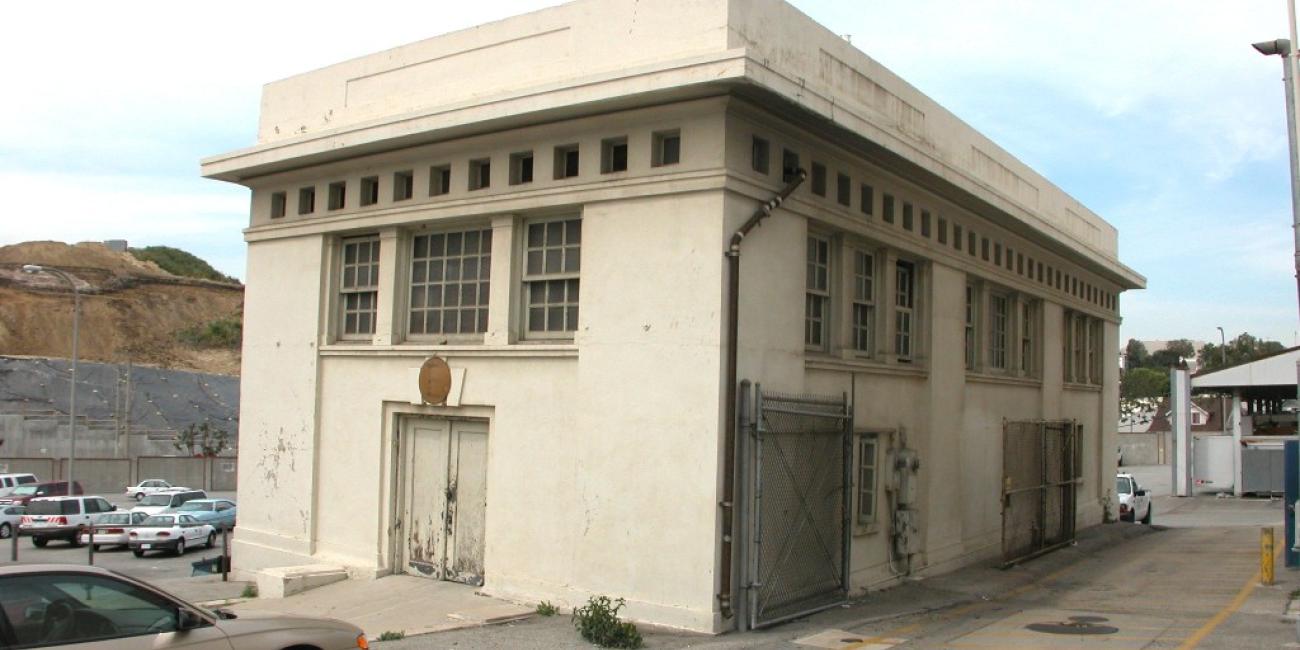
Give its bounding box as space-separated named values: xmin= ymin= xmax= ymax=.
xmin=140 ymin=494 xmax=175 ymax=506
xmin=1116 ymin=477 xmax=1133 ymax=495
xmin=10 ymin=486 xmax=37 ymax=496
xmin=142 ymin=515 xmax=176 ymax=526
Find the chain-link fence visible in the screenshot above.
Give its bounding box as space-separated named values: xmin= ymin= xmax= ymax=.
xmin=747 ymin=388 xmax=851 ymax=629
xmin=1002 ymin=419 xmax=1080 ymax=565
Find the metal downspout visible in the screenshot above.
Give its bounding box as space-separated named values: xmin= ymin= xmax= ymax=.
xmin=719 ymin=169 xmax=806 ymax=621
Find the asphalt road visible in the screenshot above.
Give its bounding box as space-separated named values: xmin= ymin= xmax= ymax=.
xmin=0 ymin=490 xmax=237 ymax=583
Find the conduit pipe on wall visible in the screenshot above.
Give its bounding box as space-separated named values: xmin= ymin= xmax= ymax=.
xmin=718 ymin=169 xmax=806 ymax=620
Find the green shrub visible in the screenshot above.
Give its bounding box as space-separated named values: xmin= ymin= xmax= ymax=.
xmin=536 ymin=600 xmax=559 ymax=616
xmin=178 ymin=316 xmax=242 ymax=349
xmin=240 ymin=584 xmax=258 ymax=599
xmin=130 ymin=245 xmax=240 ymax=284
xmin=571 ymin=596 xmax=642 ymax=648
xmin=378 ymin=631 xmax=405 ymax=641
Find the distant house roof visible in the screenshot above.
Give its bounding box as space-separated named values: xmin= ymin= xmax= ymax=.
xmin=1192 ymin=347 xmax=1300 ymax=390
xmin=1147 ymin=396 xmax=1223 ymax=433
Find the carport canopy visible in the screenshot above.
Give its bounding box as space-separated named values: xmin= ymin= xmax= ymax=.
xmin=1192 ymin=346 xmax=1300 ymax=414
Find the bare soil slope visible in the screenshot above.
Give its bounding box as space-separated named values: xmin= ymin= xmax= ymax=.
xmin=0 ymin=241 xmax=243 ymax=375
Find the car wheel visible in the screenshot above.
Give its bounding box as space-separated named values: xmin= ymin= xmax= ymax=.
xmin=92 ymin=543 xmax=102 ymax=551
xmin=1142 ymin=503 xmax=1153 ymax=525
xmin=0 ymin=523 xmax=10 ymax=539
xmin=132 ymin=549 xmax=145 ymax=558
xmin=175 ymin=538 xmax=186 ymax=556
xmin=135 ymin=492 xmax=144 ymax=501
xmin=32 ymin=537 xmax=48 ymax=548
xmin=68 ymin=528 xmax=84 ymax=547
xmin=206 ymin=532 xmax=216 ymax=549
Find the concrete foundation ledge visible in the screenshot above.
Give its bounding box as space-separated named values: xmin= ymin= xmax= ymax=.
xmin=254 ymin=564 xmax=349 ymax=599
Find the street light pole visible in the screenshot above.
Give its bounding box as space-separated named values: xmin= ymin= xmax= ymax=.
xmin=22 ymin=265 xmax=80 ymax=490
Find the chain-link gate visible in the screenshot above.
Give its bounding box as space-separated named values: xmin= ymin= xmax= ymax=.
xmin=1001 ymin=419 xmax=1081 ymax=566
xmin=744 ymin=386 xmax=851 ymax=629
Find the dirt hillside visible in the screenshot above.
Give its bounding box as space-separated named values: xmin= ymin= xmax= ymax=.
xmin=0 ymin=241 xmax=243 ymax=375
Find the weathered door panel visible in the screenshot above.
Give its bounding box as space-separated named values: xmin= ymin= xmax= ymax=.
xmin=402 ymin=420 xmax=451 ymax=578
xmin=447 ymin=422 xmax=488 ymax=586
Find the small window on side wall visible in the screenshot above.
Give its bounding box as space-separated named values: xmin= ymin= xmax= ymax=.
xmin=298 ymin=187 xmax=315 ymax=215
xmin=601 ymin=137 xmax=628 ymax=173
xmin=469 ymin=159 xmax=491 ymax=191
xmin=430 ymin=165 xmax=451 ymax=196
xmin=510 ymin=151 xmax=534 ymax=185
xmin=328 ymin=181 xmax=346 ymax=211
xmin=393 ymin=171 xmax=414 ymax=201
xmin=360 ymin=176 xmax=380 ymax=207
xmin=555 ymin=144 xmax=580 ymax=179
xmin=652 ymin=130 xmax=680 ymax=167
xmin=782 ymin=149 xmax=801 ymax=183
xmin=752 ymin=136 xmax=770 ymax=174
xmin=270 ymin=192 xmax=286 ymax=219
xmin=810 ymin=162 xmax=826 ymax=196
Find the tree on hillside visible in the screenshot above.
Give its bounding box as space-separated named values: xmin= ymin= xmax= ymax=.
xmin=1124 ymin=339 xmax=1149 ymax=369
xmin=173 ymin=422 xmax=231 ymax=457
xmin=1197 ymin=333 xmax=1286 ymax=373
xmin=1120 ymin=366 xmax=1169 ymax=428
xmin=130 ymin=246 xmax=240 ymax=284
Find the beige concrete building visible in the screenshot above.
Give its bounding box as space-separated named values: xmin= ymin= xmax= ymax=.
xmin=203 ymin=0 xmax=1144 ymax=633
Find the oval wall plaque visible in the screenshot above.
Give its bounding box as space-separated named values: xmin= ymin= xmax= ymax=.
xmin=418 ymin=357 xmax=452 ymax=405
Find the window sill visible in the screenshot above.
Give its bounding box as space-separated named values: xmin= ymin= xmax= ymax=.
xmin=320 ymin=342 xmax=578 ymax=359
xmin=853 ymin=522 xmax=880 ymax=537
xmin=1063 ymin=381 xmax=1103 ymax=392
xmin=965 ymin=372 xmax=1042 ymax=388
xmin=805 ymin=355 xmax=929 ymax=379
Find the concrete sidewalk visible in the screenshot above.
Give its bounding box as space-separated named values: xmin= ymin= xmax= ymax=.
xmin=226 ymin=574 xmax=533 ymax=640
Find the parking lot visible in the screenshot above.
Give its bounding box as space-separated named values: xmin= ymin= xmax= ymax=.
xmin=0 ymin=490 xmax=236 ymax=583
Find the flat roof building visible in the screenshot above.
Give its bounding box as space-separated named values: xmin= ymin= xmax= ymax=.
xmin=204 ymin=0 xmax=1144 ymax=633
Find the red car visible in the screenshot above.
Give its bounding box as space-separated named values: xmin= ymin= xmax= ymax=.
xmin=0 ymin=481 xmax=84 ymax=506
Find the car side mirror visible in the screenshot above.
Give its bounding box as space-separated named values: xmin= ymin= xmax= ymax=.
xmin=1136 ymin=489 xmax=1147 ymax=497
xmin=177 ymin=609 xmax=205 ymax=631
xmin=110 ymin=505 xmax=117 ymax=511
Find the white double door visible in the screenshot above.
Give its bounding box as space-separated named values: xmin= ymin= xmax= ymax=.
xmin=399 ymin=418 xmax=488 ymax=585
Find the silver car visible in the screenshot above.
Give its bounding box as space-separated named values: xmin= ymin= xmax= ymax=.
xmin=0 ymin=564 xmax=367 ymax=649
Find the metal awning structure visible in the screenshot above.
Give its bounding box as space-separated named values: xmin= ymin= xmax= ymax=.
xmin=1193 ymin=347 xmax=1300 ymax=410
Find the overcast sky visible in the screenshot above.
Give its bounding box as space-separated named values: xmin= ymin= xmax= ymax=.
xmin=2 ymin=1 xmax=1297 ymax=346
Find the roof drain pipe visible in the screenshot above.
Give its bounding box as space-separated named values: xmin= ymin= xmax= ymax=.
xmin=719 ymin=169 xmax=806 ymax=622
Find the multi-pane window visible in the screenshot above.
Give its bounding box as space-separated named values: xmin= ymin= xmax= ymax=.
xmin=964 ymin=284 xmax=977 ymax=370
xmin=408 ymin=229 xmax=492 ymax=337
xmin=339 ymin=237 xmax=380 ymax=338
xmin=856 ymin=434 xmax=879 ymax=526
xmin=805 ymin=236 xmax=831 ymax=350
xmin=1064 ymin=311 xmax=1092 ymax=383
xmin=1020 ymin=301 xmax=1037 ymax=375
xmin=989 ymin=293 xmax=1009 ymax=370
xmin=852 ymin=250 xmax=874 ymax=354
xmin=894 ymin=260 xmax=915 ymax=361
xmin=524 ymin=218 xmax=581 ymax=335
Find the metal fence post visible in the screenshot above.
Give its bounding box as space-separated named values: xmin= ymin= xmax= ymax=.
xmin=222 ymin=527 xmax=230 ymax=582
xmin=10 ymin=528 xmax=17 ymax=562
xmin=87 ymin=527 xmax=94 ymax=565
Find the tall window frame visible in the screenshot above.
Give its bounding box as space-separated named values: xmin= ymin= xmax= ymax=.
xmin=522 ymin=216 xmax=582 ymax=339
xmin=989 ymin=292 xmax=1009 ymax=370
xmin=805 ymin=235 xmax=831 ymax=351
xmin=851 ymin=249 xmax=875 ymax=356
xmin=964 ymin=283 xmax=978 ymax=370
xmin=855 ymin=432 xmax=880 ymax=529
xmin=894 ymin=259 xmax=917 ymax=362
xmin=1019 ymin=300 xmax=1038 ymax=376
xmin=338 ymin=235 xmax=380 ymax=340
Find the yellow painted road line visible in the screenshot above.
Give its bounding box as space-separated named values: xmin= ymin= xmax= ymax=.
xmin=1177 ymin=536 xmax=1283 ymax=649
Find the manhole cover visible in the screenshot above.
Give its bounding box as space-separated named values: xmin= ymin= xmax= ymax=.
xmin=1025 ymin=615 xmax=1119 ymax=635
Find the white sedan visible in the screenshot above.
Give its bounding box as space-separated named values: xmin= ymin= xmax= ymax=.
xmin=123 ymin=479 xmax=180 ymax=501
xmin=127 ymin=514 xmax=216 ymax=557
xmin=0 ymin=504 xmax=23 ymax=539
xmin=1117 ymin=472 xmax=1152 ymax=524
